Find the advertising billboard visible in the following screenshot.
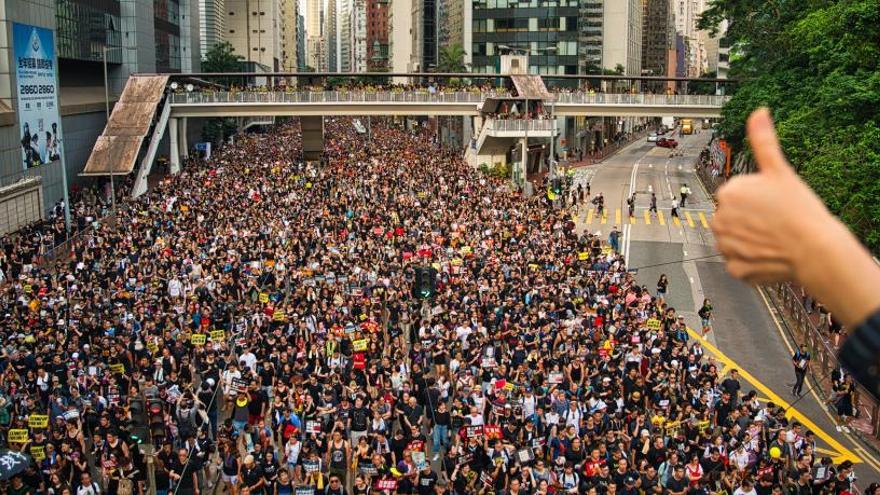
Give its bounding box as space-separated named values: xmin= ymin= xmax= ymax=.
xmin=14 ymin=23 xmax=62 ymax=169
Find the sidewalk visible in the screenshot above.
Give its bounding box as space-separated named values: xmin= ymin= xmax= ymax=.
xmin=566 ymin=131 xmax=649 ymax=169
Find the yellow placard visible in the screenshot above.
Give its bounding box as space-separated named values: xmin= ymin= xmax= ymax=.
xmin=30 ymin=445 xmax=45 ymax=461
xmin=352 ymin=339 xmax=368 ymax=352
xmin=259 ymin=293 xmax=269 ymax=303
xmin=601 ymin=246 xmax=612 ymax=255
xmin=578 ymin=252 xmax=589 ymax=261
xmin=191 ymin=334 xmax=207 ymax=346
xmin=646 ymin=318 xmax=661 ymax=330
xmin=460 ymin=246 xmax=472 ymax=255
xmin=502 ymin=382 xmax=515 ymax=391
xmin=8 ymin=429 xmax=28 ymax=443
xmin=451 ymin=258 xmax=463 ymax=266
xmin=109 ymin=363 xmax=125 ymax=374
xmin=431 ymin=262 xmax=441 ymax=271
xmin=305 ymin=182 xmax=313 ymax=189
xmin=528 ymin=263 xmax=539 ymax=270
xmin=210 ymin=330 xmax=226 ymax=342
xmin=28 ymin=414 xmax=48 ymax=429
xmin=23 ymin=284 xmax=32 ymax=294
xmin=273 ymin=310 xmax=286 ymax=321
xmin=147 ymin=343 xmax=159 ymax=354
xmin=359 ymin=314 xmax=367 ymax=321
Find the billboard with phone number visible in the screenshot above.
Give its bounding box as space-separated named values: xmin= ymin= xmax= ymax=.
xmin=13 ymin=23 xmax=62 ymax=170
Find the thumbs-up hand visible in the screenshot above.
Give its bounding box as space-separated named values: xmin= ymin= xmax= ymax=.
xmin=711 ymin=108 xmax=836 ymax=284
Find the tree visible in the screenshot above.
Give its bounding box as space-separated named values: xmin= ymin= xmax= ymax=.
xmin=202 ymin=41 xmax=243 ymax=73
xmin=688 ymin=71 xmax=718 ymax=95
xmin=437 ymin=44 xmax=468 ymax=73
xmin=699 ymin=0 xmax=880 ymax=252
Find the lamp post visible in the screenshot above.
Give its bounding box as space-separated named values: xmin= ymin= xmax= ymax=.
xmin=102 ymin=45 xmax=134 ymax=213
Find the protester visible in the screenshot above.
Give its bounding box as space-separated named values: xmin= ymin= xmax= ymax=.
xmin=0 ymin=113 xmax=866 ymax=495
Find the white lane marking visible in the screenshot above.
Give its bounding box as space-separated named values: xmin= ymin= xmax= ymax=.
xmin=623 ymin=160 xmax=640 ymax=266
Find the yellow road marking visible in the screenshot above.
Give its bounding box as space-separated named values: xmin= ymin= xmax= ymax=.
xmin=684 ymin=211 xmax=696 ymax=228
xmin=629 ymin=213 xmax=636 ymax=225
xmin=698 ymin=212 xmax=710 ymax=229
xmin=686 ymin=326 xmax=862 ymax=465
xmin=601 ymin=211 xmax=607 ymax=225
xmin=615 ymin=208 xmax=621 ymax=225
xmin=673 ymin=215 xmax=681 ymax=227
xmin=658 ymin=210 xmax=666 ymax=226
xmin=755 ymin=289 xmax=880 ymax=472
xmin=643 ymin=210 xmax=651 ymax=225
xmin=586 ymin=209 xmax=594 ymax=224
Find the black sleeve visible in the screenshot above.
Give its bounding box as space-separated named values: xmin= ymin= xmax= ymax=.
xmin=839 ymin=309 xmax=880 ymax=400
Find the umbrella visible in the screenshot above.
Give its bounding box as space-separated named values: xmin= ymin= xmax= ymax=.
xmin=0 ymin=450 xmax=31 ymax=481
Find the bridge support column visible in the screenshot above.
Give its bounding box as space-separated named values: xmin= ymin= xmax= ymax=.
xmin=179 ymin=117 xmax=188 ymax=159
xmin=519 ymin=137 xmax=527 ymax=187
xmin=301 ymin=116 xmax=324 ymax=162
xmin=169 ymin=117 xmax=180 ymax=174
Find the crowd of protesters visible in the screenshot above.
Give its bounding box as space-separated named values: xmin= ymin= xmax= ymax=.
xmin=0 ymin=116 xmax=866 ymax=495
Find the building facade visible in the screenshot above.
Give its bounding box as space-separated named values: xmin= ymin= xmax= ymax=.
xmin=226 ymin=0 xmax=282 ymax=70
xmin=350 ymin=0 xmax=368 ymax=72
xmin=339 ymin=0 xmax=352 ymax=71
xmin=365 ymin=0 xmax=389 ymax=69
xmin=641 ymin=0 xmax=675 ymax=92
xmin=470 ymin=0 xmax=580 ymax=79
xmin=297 ymin=14 xmax=306 ymax=69
xmin=280 ymin=0 xmax=298 ymax=70
xmin=578 ymin=0 xmax=603 ymax=73
xmin=602 ymin=0 xmax=642 ymax=77
xmin=325 ymin=0 xmax=338 ymax=70
xmin=389 ymin=0 xmax=412 ymax=79
xmin=306 ymin=0 xmax=325 ymax=69
xmin=199 ymin=0 xmax=226 ymax=60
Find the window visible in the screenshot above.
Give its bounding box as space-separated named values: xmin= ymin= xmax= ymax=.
xmin=229 ymin=29 xmax=235 ymax=33
xmin=229 ymin=11 xmax=234 ymax=14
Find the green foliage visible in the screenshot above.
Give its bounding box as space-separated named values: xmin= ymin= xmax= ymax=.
xmin=701 ymin=0 xmax=880 ymax=252
xmin=437 ymin=44 xmax=468 ymax=73
xmin=202 ymin=41 xmax=243 ymax=73
xmin=689 ymin=71 xmax=719 ymax=95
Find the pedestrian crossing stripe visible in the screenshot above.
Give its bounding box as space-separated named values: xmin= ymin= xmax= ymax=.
xmin=581 ymin=209 xmax=711 ymax=229
xmin=698 ymin=212 xmax=709 ymax=229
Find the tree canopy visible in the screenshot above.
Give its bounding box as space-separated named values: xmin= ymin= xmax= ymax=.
xmin=202 ymin=41 xmax=243 ymax=73
xmin=700 ymin=0 xmax=880 ymax=251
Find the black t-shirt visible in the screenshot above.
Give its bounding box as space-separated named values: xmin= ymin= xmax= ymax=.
xmin=170 ymin=458 xmax=196 ymax=490
xmin=241 ymin=464 xmax=265 ymax=488
xmin=666 ymin=476 xmax=689 ymax=494
xmin=417 ymin=470 xmax=439 ymax=495
xmin=351 ymin=407 xmax=369 ymax=431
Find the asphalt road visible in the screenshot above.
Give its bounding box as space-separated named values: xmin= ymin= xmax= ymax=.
xmin=575 ymin=132 xmax=880 ymax=481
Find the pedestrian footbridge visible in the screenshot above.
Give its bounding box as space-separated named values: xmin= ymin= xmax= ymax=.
xmin=80 ymin=74 xmax=729 ymax=199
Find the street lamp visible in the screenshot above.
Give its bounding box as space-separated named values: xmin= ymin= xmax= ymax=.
xmin=102 ymin=45 xmax=135 ymax=213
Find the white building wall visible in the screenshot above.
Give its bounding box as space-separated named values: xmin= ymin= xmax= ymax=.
xmin=389 ymin=0 xmax=413 ymax=82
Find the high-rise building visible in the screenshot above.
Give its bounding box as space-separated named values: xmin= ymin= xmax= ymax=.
xmin=280 ymin=0 xmax=299 ymax=71
xmin=325 ymin=0 xmax=338 ymax=70
xmin=389 ymin=0 xmax=413 ymax=79
xmin=0 ymin=0 xmax=200 ymax=216
xmin=411 ymin=0 xmax=437 ymax=71
xmin=339 ymin=0 xmax=352 ymax=71
xmin=674 ymin=0 xmax=707 ymax=76
xmin=226 ymin=0 xmax=282 ymax=70
xmin=350 ymin=0 xmax=368 ymax=72
xmin=366 ymin=0 xmax=389 ymax=69
xmin=200 ymin=0 xmax=226 ymax=60
xmin=438 ymin=0 xmax=464 ymax=49
xmin=470 ymin=0 xmax=580 ymax=78
xmin=306 ymin=0 xmax=326 ymax=70
xmin=641 ymin=0 xmax=676 ymax=92
xmin=297 ymin=14 xmax=307 ymax=69
xmin=603 ymin=0 xmax=643 ymax=77
xmin=579 ymin=0 xmax=604 ymax=73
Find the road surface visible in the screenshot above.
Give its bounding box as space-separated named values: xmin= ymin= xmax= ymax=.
xmin=570 ymin=132 xmax=880 ymax=481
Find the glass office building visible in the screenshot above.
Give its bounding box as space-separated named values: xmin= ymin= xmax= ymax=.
xmin=55 ymin=0 xmax=123 ymax=63
xmin=471 ymin=0 xmax=580 ymax=81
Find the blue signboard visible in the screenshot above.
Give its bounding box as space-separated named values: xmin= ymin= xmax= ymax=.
xmin=13 ymin=23 xmax=62 ymax=169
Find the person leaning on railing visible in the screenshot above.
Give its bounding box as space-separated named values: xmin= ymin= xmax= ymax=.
xmin=712 ymin=107 xmax=880 ymax=401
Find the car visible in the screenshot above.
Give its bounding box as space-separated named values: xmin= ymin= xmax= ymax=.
xmin=647 ymin=133 xmax=659 ymax=142
xmin=656 ymin=137 xmax=678 ymax=148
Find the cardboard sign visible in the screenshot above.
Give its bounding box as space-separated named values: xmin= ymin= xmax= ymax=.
xmin=412 ymin=451 xmax=427 ymax=470
xmin=28 ymin=414 xmax=48 ymax=429
xmin=484 ymin=424 xmax=502 ymax=440
xmin=259 ymin=293 xmax=269 ymax=303
xmin=210 ymin=329 xmax=226 ymax=341
xmin=548 ymin=372 xmax=563 ymax=384
xmin=460 ymin=426 xmax=484 ymax=439
xmin=358 ymin=462 xmax=378 ymax=475
xmin=303 ymin=460 xmax=320 ymax=473
xmin=109 ymin=363 xmax=125 ymax=374
xmin=407 ymin=440 xmax=425 ymax=453
xmin=305 ymin=420 xmax=322 ymax=434
xmin=374 ymin=479 xmax=398 ymax=491
xmin=646 ymin=318 xmax=661 ymax=330
xmin=295 ymin=487 xmax=315 ymax=495
xmin=481 ymin=357 xmax=496 ymax=368
xmin=273 ymin=310 xmax=286 ymax=321
xmin=30 ymin=445 xmax=45 ymax=461
xmin=232 ymin=378 xmax=249 ymax=394
xmin=352 ymin=339 xmax=368 ymax=352
xmin=147 ymin=342 xmax=159 ymax=354
xmin=191 ymin=334 xmax=207 ymax=346
xmin=8 ymin=429 xmax=28 ymax=443
xmin=578 ymin=252 xmax=589 ymax=261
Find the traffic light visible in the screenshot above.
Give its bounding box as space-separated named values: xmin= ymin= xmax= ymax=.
xmin=412 ymin=266 xmax=438 ymax=299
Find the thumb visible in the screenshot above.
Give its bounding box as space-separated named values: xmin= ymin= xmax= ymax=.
xmin=747 ymin=108 xmax=792 ymax=176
